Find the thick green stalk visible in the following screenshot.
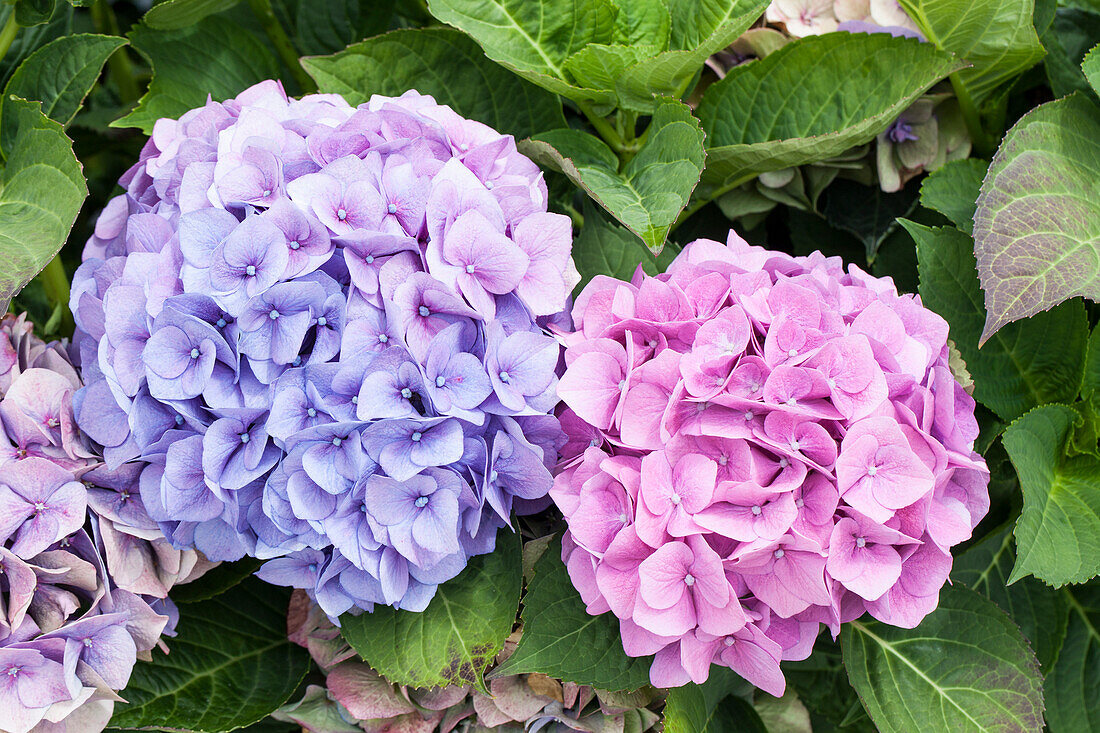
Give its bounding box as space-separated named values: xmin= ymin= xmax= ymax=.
xmin=949 ymin=72 xmax=995 ymax=158
xmin=577 ymin=101 xmax=626 ymax=155
xmin=0 ymin=12 xmax=19 ymax=62
xmin=247 ymin=0 xmax=316 ymax=94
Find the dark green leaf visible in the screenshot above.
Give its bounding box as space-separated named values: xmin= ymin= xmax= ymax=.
xmin=294 ymin=0 xmax=395 ymax=56
xmin=301 ymin=27 xmax=566 ymax=141
xmin=952 ymin=525 xmax=1069 ymax=670
xmin=13 ymin=0 xmax=56 ymax=26
xmin=1082 ymin=325 xmax=1100 ymax=399
xmin=112 ymin=14 xmax=279 ymax=134
xmin=973 ymin=93 xmax=1100 ymax=342
xmin=489 ymin=535 xmax=652 ymax=691
xmin=822 ymin=178 xmax=920 ymax=262
xmin=842 ymin=584 xmax=1044 ymax=733
xmin=523 ymin=98 xmax=704 ymax=252
xmin=1045 ymin=584 xmax=1100 ymax=733
xmin=907 ymin=220 xmax=1088 ymax=422
xmin=786 ymin=636 xmax=876 ymax=733
xmin=339 ymin=532 xmax=521 ymax=693
xmin=1041 ymin=8 xmax=1100 ymax=98
xmin=170 ymin=558 xmax=263 ymax=604
xmin=1002 ymin=403 xmax=1100 ymax=586
xmin=572 ymin=200 xmax=678 ymax=291
xmin=0 ymin=4 xmax=74 ymax=87
xmin=919 ymin=157 xmax=988 ymax=234
xmin=110 ymin=578 xmax=310 ymax=732
xmin=664 ymin=681 xmax=767 ymax=733
xmin=696 ymin=33 xmax=960 ymax=192
xmin=143 ymin=0 xmax=243 ymax=30
xmin=0 ymin=97 xmax=86 ymax=311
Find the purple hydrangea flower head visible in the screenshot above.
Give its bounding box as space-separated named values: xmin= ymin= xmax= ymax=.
xmin=0 ymin=315 xmax=203 ymax=732
xmin=72 ymin=81 xmax=578 ymax=620
xmin=553 ymin=232 xmax=988 ymax=693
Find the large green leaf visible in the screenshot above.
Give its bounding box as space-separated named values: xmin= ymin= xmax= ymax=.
xmin=571 ymin=200 xmax=678 ymax=291
xmin=664 ymin=677 xmax=767 ymax=733
xmin=1041 ymin=8 xmax=1100 ymax=98
xmin=919 ymin=157 xmax=988 ymax=234
xmin=952 ymin=526 xmax=1069 ymax=670
xmin=0 ymin=3 xmax=74 ymax=87
xmin=1045 ymin=584 xmax=1100 ymax=733
xmin=522 ymin=98 xmax=704 ymax=252
xmin=300 ymin=28 xmax=565 ymax=141
xmin=906 ymin=221 xmax=1088 ymax=422
xmin=142 ymin=0 xmax=242 ymax=29
xmin=1085 ymin=43 xmax=1100 ymax=93
xmin=112 ymin=14 xmax=279 ymax=134
xmin=696 ymin=32 xmax=960 ymax=193
xmin=425 ymin=0 xmax=618 ymax=104
xmin=339 ymin=533 xmax=521 ymax=693
xmin=1002 ymin=403 xmax=1100 ymax=586
xmin=973 ymin=93 xmax=1100 ymax=342
xmin=842 ymin=585 xmax=1044 ymax=733
xmin=489 ymin=535 xmax=652 ymax=691
xmin=899 ymin=0 xmax=1046 ymax=105
xmin=0 ymin=97 xmax=86 ymax=311
xmin=294 ymin=0 xmax=395 ymax=56
xmin=109 ymin=577 xmax=310 ymax=732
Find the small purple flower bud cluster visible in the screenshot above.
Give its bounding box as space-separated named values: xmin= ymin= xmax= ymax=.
xmin=552 ymin=233 xmax=989 ymax=693
xmin=71 ymin=81 xmax=577 ymax=620
xmin=0 ymin=314 xmax=188 ymax=733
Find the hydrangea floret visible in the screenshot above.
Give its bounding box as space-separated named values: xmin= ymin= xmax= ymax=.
xmin=765 ymin=0 xmax=920 ymax=37
xmin=274 ymin=591 xmax=663 ymax=733
xmin=0 ymin=314 xmax=193 ymax=733
xmin=71 ymin=80 xmax=577 ymax=620
xmin=551 ymin=233 xmax=989 ymax=693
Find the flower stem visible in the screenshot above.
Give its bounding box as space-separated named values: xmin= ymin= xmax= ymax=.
xmin=577 ymin=101 xmax=626 ymax=155
xmin=91 ymin=0 xmax=141 ymax=104
xmin=36 ymin=254 xmax=74 ymax=336
xmin=949 ymin=73 xmax=995 ymax=158
xmin=0 ymin=12 xmax=19 ymax=63
xmin=247 ymin=0 xmax=316 ymax=94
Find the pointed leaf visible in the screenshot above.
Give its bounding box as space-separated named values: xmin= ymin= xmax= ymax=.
xmin=522 ymin=98 xmax=704 ymax=252
xmin=919 ymin=157 xmax=987 ymax=234
xmin=1045 ymin=585 xmax=1100 ymax=733
xmin=842 ymin=585 xmax=1044 ymax=733
xmin=974 ymin=93 xmax=1100 ymax=342
xmin=339 ymin=533 xmax=521 ymax=694
xmin=1085 ymin=43 xmax=1100 ymax=94
xmin=142 ymin=0 xmax=242 ymax=30
xmin=571 ymin=200 xmax=678 ymax=291
xmin=664 ymin=680 xmax=767 ymax=733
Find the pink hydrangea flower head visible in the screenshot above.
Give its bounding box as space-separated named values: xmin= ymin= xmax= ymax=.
xmin=552 ymin=231 xmax=988 ymax=692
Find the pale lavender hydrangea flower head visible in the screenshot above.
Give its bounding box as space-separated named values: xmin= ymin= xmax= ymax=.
xmin=72 ymin=81 xmax=577 ymax=621
xmin=552 ymin=232 xmax=988 ymax=693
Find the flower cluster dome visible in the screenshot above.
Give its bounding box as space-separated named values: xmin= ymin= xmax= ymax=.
xmin=0 ymin=314 xmax=189 ymax=733
xmin=552 ymin=232 xmax=989 ymax=693
xmin=71 ymin=80 xmax=577 ymax=620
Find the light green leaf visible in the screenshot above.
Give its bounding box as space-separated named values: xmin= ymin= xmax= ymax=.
xmin=753 ymin=690 xmax=812 ymax=733
xmin=611 ymin=0 xmax=670 ymax=51
xmin=488 ymin=535 xmax=652 ymax=691
xmin=696 ymin=33 xmax=960 ymax=192
xmin=0 ymin=97 xmax=86 ymax=311
xmin=973 ymin=93 xmax=1100 ymax=342
xmin=112 ymin=15 xmax=279 ymax=134
xmin=3 ymin=34 xmax=126 ymax=132
xmin=143 ymin=0 xmax=242 ymax=30
xmin=109 ymin=577 xmax=310 ymax=732
xmin=899 ymin=0 xmax=1047 ymax=104
xmin=1045 ymin=585 xmax=1100 ymax=733
xmin=294 ymin=0 xmax=395 ymax=56
xmin=842 ymin=585 xmax=1045 ymax=733
xmin=906 ymin=220 xmax=1088 ymax=422
xmin=522 ymin=98 xmax=704 ymax=252
xmin=952 ymin=526 xmax=1069 ymax=670
xmin=425 ymin=0 xmax=618 ymax=104
xmin=1085 ymin=43 xmax=1100 ymax=93
xmin=919 ymin=157 xmax=988 ymax=234
xmin=666 ymin=0 xmax=759 ymax=50
xmin=571 ymin=201 xmax=678 ymax=291
xmin=301 ymin=28 xmax=565 ymax=140
xmin=339 ymin=533 xmax=521 ymax=693
xmin=1002 ymin=403 xmax=1100 ymax=586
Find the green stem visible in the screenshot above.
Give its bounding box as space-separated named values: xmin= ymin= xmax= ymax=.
xmin=577 ymin=101 xmax=626 ymax=155
xmin=949 ymin=72 xmax=994 ymax=158
xmin=91 ymin=0 xmax=140 ymax=104
xmin=562 ymin=202 xmax=584 ymax=230
xmin=36 ymin=255 xmax=74 ymax=336
xmin=0 ymin=12 xmax=19 ymax=63
xmin=247 ymin=0 xmax=316 ymax=94
xmin=671 ymin=173 xmax=756 ymax=232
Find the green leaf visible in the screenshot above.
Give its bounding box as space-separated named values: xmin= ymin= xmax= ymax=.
xmin=898 ymin=0 xmax=1047 ymax=105
xmin=753 ymin=690 xmax=812 ymax=733
xmin=425 ymin=0 xmax=618 ymax=104
xmin=112 ymin=14 xmax=279 ymax=134
xmin=2 ymin=34 xmax=126 ymax=137
xmin=571 ymin=200 xmax=677 ymax=291
xmin=822 ymin=178 xmax=920 ymax=262
xmin=301 ymin=27 xmax=565 ymax=141
xmin=1045 ymin=584 xmax=1100 ymax=733
xmin=110 ymin=577 xmax=310 ymax=732
xmin=339 ymin=532 xmax=521 ymax=693
xmin=1002 ymin=403 xmax=1100 ymax=586
xmin=952 ymin=526 xmax=1069 ymax=670
xmin=664 ymin=683 xmax=767 ymax=733
xmin=696 ymin=33 xmax=960 ymax=192
xmin=0 ymin=4 xmax=74 ymax=87
xmin=1083 ymin=325 xmax=1100 ymax=399
xmin=906 ymin=220 xmax=1088 ymax=422
xmin=522 ymin=98 xmax=704 ymax=252
xmin=0 ymin=97 xmax=86 ymax=311
xmin=489 ymin=535 xmax=652 ymax=691
xmin=611 ymin=0 xmax=670 ymax=51
xmin=842 ymin=584 xmax=1044 ymax=733
xmin=919 ymin=157 xmax=988 ymax=234
xmin=13 ymin=0 xmax=56 ymax=26
xmin=973 ymin=93 xmax=1100 ymax=342
xmin=143 ymin=0 xmax=243 ymax=30
xmin=1085 ymin=42 xmax=1100 ymax=93
xmin=169 ymin=558 xmax=263 ymax=604
xmin=294 ymin=0 xmax=395 ymax=56
xmin=1041 ymin=8 xmax=1100 ymax=98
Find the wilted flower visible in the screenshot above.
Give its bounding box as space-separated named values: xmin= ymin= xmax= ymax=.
xmin=0 ymin=315 xmax=190 ymax=733
xmin=274 ymin=591 xmax=663 ymax=732
xmin=551 ymin=233 xmax=988 ymax=693
xmin=72 ymin=80 xmax=577 ymax=621
xmin=876 ymin=96 xmax=971 ymax=192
